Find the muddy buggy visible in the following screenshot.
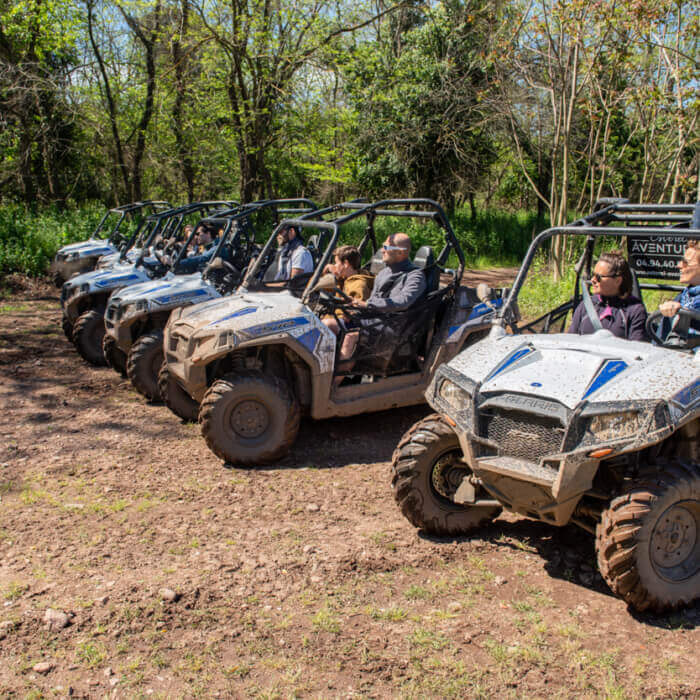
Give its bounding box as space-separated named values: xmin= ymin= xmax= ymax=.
xmin=103 ymin=199 xmax=318 ymax=401
xmin=51 ymin=200 xmax=170 ymax=286
xmin=163 ymin=198 xmax=508 ymax=464
xmin=392 ymin=200 xmax=700 ymax=613
xmin=60 ymin=201 xmax=236 ymax=366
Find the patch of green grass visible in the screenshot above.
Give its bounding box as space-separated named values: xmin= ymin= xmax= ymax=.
xmin=76 ymin=640 xmax=106 ymax=668
xmin=409 ymin=627 xmax=449 ymax=650
xmin=404 ymin=584 xmax=431 ymax=600
xmin=365 ymin=605 xmax=407 ymax=622
xmin=3 ymin=581 xmax=28 ymax=601
xmin=312 ymin=604 xmax=340 ymax=634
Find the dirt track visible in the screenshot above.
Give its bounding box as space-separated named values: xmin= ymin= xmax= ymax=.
xmin=1 ymin=275 xmax=698 ymax=698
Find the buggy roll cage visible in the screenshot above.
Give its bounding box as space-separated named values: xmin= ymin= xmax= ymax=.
xmin=169 ymin=198 xmax=319 ymax=273
xmin=496 ymin=199 xmax=700 ymax=332
xmin=238 ymin=198 xmax=465 ymax=302
xmin=124 ymin=201 xmax=238 ymax=267
xmin=91 ymin=201 xmax=171 ymax=243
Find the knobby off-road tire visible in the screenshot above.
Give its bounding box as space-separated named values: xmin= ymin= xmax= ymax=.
xmin=102 ymin=334 xmax=128 ymax=378
xmin=53 ymin=271 xmax=65 ymax=288
xmin=158 ymin=362 xmax=200 ymax=422
xmin=61 ymin=315 xmax=73 ymax=342
xmin=72 ymin=309 xmax=107 ymax=366
xmin=596 ymin=460 xmax=699 ymax=613
xmin=392 ymin=413 xmax=501 ymax=536
xmin=200 ymin=370 xmax=301 ymax=465
xmin=127 ymin=330 xmax=164 ymax=401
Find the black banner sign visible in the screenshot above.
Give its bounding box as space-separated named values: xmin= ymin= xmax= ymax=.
xmin=626 ymin=235 xmax=687 ymax=280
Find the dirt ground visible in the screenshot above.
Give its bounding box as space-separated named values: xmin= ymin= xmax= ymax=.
xmin=1 ymin=273 xmax=698 ymax=699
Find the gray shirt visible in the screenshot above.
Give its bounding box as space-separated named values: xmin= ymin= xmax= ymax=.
xmin=367 ymin=259 xmax=427 ymax=312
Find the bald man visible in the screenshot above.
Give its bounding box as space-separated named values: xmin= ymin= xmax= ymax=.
xmin=353 ymin=233 xmax=426 ymax=312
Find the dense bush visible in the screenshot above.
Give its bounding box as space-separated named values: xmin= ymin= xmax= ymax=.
xmin=0 ymin=203 xmax=104 ymax=277
xmin=0 ymin=203 xmax=541 ymax=278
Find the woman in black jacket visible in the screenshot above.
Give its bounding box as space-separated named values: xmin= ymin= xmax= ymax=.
xmin=569 ymin=251 xmax=648 ymax=341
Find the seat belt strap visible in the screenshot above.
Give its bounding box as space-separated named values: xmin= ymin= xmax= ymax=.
xmin=581 ymin=277 xmax=603 ymax=331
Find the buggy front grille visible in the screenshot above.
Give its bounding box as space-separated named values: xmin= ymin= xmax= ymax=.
xmin=478 ymin=409 xmax=565 ymax=463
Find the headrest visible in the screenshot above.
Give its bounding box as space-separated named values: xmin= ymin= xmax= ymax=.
xmin=413 ymin=245 xmax=435 ymax=269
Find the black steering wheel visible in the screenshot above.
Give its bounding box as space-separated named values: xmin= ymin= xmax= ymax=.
xmin=317 ymin=287 xmax=355 ymax=310
xmin=646 ymin=307 xmax=700 ymax=349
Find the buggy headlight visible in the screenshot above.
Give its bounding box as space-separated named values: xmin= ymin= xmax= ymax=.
xmin=587 ymin=411 xmax=641 ymax=442
xmin=437 ymin=378 xmax=474 ymax=429
xmin=122 ymin=301 xmax=148 ymax=319
xmin=439 ymin=379 xmax=471 ymax=408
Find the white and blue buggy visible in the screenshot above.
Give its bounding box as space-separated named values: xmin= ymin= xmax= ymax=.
xmin=392 ymin=200 xmax=700 ymax=613
xmin=51 ymin=201 xmax=170 ymax=286
xmin=162 ymin=199 xmax=509 ymax=464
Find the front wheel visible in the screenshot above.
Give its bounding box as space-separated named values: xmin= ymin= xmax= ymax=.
xmin=596 ymin=460 xmax=699 ymax=613
xmin=72 ymin=309 xmax=107 ymax=366
xmin=158 ymin=362 xmax=199 ymax=422
xmin=103 ymin=334 xmax=128 ymax=378
xmin=61 ymin=315 xmax=73 ymax=342
xmin=127 ymin=330 xmax=164 ymax=401
xmin=391 ymin=414 xmax=501 ymax=536
xmin=200 ymin=370 xmax=300 ymax=465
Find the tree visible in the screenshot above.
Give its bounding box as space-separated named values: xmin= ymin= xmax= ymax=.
xmin=0 ymin=0 xmax=82 ymax=203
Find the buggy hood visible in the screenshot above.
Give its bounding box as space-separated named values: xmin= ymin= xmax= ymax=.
xmin=447 ymin=329 xmax=699 ymax=410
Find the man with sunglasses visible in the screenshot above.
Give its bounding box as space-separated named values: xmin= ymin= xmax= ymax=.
xmin=352 ymin=233 xmax=426 ymax=312
xmin=659 ymin=240 xmax=700 ymax=334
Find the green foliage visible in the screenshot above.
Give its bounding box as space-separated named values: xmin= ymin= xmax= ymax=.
xmin=0 ymin=203 xmax=104 ymax=277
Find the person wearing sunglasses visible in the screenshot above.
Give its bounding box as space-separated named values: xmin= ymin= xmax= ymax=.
xmin=274 ymin=224 xmax=313 ymax=280
xmin=352 ymin=233 xmax=426 ymax=312
xmin=569 ymin=250 xmax=647 ymax=340
xmin=658 ymin=240 xmax=700 ymax=335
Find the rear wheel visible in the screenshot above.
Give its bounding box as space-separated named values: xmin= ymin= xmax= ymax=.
xmin=596 ymin=460 xmax=699 ymax=613
xmin=103 ymin=334 xmax=128 ymax=378
xmin=53 ymin=271 xmax=65 ymax=288
xmin=392 ymin=414 xmax=501 ymax=536
xmin=127 ymin=330 xmax=164 ymax=401
xmin=158 ymin=361 xmax=199 ymax=422
xmin=72 ymin=309 xmax=107 ymax=366
xmin=200 ymin=370 xmax=300 ymax=465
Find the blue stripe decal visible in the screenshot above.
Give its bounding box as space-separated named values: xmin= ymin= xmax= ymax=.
xmin=242 ymin=316 xmax=310 ymax=338
xmin=297 ymin=328 xmax=321 ymax=354
xmin=582 ymin=360 xmax=628 ymax=399
xmin=671 ymin=379 xmax=700 ymax=408
xmin=467 ymin=298 xmax=503 ymax=321
xmin=448 ymin=299 xmax=503 ymax=338
xmin=155 ymin=288 xmax=209 ymax=304
xmin=95 ymin=274 xmax=140 ymax=287
xmin=485 ymin=346 xmax=534 ymax=381
xmin=206 ymin=306 xmax=258 ymax=327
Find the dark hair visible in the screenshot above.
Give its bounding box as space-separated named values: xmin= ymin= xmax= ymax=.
xmin=598 ymin=250 xmax=633 ymax=296
xmin=334 ymin=245 xmax=361 ymax=270
xmin=687 ymin=240 xmax=698 ymax=251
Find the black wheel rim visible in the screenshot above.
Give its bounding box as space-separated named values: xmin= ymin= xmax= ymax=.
xmin=228 ymin=399 xmax=270 ymax=440
xmin=649 ymin=499 xmax=700 ymax=583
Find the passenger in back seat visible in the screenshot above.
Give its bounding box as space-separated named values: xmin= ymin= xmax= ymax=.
xmin=352 ymin=233 xmax=426 ymax=312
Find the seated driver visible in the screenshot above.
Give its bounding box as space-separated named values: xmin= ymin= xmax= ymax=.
xmin=569 ymin=250 xmax=647 ymax=341
xmin=320 ymin=245 xmax=373 ymax=374
xmin=352 ymin=233 xmax=426 ymax=312
xmin=274 ymin=224 xmax=313 ymax=280
xmin=659 ymin=240 xmax=700 ymax=335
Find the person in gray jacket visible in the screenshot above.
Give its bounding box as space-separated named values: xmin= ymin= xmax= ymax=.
xmin=352 ymin=233 xmax=426 ymax=312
